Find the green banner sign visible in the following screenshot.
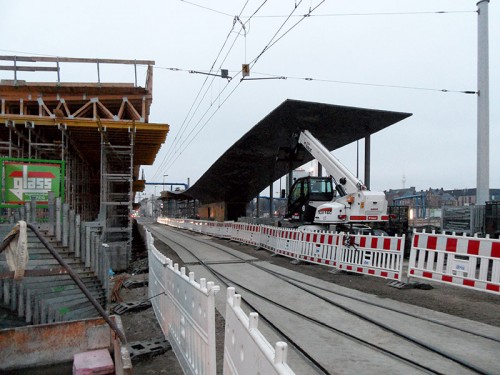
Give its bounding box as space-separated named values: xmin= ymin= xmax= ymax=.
xmin=4 ymin=161 xmax=61 ymax=204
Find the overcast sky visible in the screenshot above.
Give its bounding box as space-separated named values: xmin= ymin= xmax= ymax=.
xmin=1 ymin=0 xmax=498 ymax=198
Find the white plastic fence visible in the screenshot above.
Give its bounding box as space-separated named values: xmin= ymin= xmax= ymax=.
xmin=224 ymin=287 xmax=295 ymax=375
xmin=409 ymin=231 xmax=500 ymax=294
xmin=146 ymin=230 xmax=220 ymax=375
xmin=230 ymin=223 xmax=261 ymax=246
xmin=338 ymin=233 xmax=405 ymax=280
xmin=158 ymin=218 xmax=405 ymax=282
xmin=274 ymin=227 xmax=303 ymax=259
xmin=299 ymin=230 xmax=342 ymax=267
xmin=158 ymin=218 xmax=234 ymax=239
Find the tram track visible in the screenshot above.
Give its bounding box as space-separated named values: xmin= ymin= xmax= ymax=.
xmin=146 ymin=222 xmax=497 ymax=375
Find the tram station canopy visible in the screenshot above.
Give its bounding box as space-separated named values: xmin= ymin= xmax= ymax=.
xmin=180 ymin=99 xmax=411 ymax=206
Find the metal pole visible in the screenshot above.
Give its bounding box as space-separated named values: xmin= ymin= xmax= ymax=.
xmin=13 ymin=56 xmax=17 ymax=84
xmin=56 ymin=57 xmax=60 ymax=83
xmin=364 ymin=136 xmax=371 ymax=190
xmin=269 ymin=182 xmax=274 ymax=219
xmin=476 ymin=0 xmax=490 ymax=205
xmin=134 ymin=60 xmax=137 ymax=87
xmin=96 ymin=60 xmax=101 ymax=85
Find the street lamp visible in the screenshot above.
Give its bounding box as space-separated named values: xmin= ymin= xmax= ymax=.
xmin=163 ymin=174 xmax=168 ymax=192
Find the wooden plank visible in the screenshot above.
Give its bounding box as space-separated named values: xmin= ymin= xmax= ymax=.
xmin=72 ymin=101 xmax=93 ymax=118
xmin=0 ymin=56 xmax=155 ymax=65
xmin=125 ymin=100 xmax=141 ymax=120
xmin=62 ymin=101 xmax=71 ymax=117
xmin=0 ymin=113 xmax=170 ymax=130
xmin=0 ymin=66 xmax=59 ymax=72
xmin=96 ymin=101 xmax=115 ymax=119
xmin=117 ymin=100 xmax=126 ymax=119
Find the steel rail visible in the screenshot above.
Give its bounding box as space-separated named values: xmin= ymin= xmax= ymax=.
xmin=150 ymin=222 xmax=492 ymax=374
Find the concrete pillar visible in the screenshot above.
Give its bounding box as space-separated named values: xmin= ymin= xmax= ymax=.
xmin=30 ymin=197 xmax=36 ymax=225
xmin=25 ymin=202 xmax=31 ymax=224
xmin=85 ymin=226 xmax=91 ymax=268
xmin=69 ymin=209 xmax=75 ymax=252
xmin=62 ymin=203 xmax=69 ymax=247
xmin=75 ymin=214 xmax=81 ymax=258
xmin=48 ymin=192 xmax=55 ymax=236
xmin=56 ymin=198 xmax=62 ymax=242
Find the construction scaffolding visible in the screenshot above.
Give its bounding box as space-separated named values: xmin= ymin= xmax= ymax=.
xmin=0 ymin=56 xmax=169 ymax=270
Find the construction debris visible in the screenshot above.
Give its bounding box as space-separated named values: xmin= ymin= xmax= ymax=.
xmin=111 ymin=300 xmax=152 ymax=315
xmin=128 ymin=338 xmax=171 ymax=363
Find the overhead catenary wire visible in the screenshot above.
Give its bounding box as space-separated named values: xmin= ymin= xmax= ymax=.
xmin=156 ymin=66 xmax=477 ymax=95
xmin=154 ymin=1 xmax=270 ymax=180
xmin=178 ymin=0 xmax=234 ymax=18
xmin=152 ymin=2 xmax=253 ymax=181
xmin=241 ymin=10 xmax=476 ymax=18
xmin=158 ymin=1 xmax=323 ymax=175
xmin=248 ymin=71 xmax=478 ymax=94
xmin=162 ymin=80 xmax=244 ymax=172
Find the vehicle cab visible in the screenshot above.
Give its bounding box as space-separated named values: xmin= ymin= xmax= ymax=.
xmin=285 ymin=177 xmax=335 ymax=223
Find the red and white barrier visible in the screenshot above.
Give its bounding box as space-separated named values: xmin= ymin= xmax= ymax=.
xmin=230 ymin=223 xmax=261 ymax=247
xmin=409 ymin=231 xmax=500 ymax=294
xmin=158 ymin=218 xmax=405 ymax=282
xmin=299 ymin=231 xmax=342 ymax=267
xmin=260 ymin=226 xmax=278 ymax=252
xmin=337 ymin=233 xmax=405 ymax=281
xmin=274 ymin=228 xmax=302 ymax=259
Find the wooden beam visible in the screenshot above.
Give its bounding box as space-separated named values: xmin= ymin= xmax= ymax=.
xmin=117 ymin=100 xmax=126 ymax=119
xmin=0 ymin=66 xmax=59 ymax=72
xmin=125 ymin=101 xmax=141 ymax=121
xmin=0 ymin=56 xmax=155 ymax=65
xmin=96 ymin=101 xmax=114 ymax=119
xmin=0 ymin=113 xmax=170 ymax=131
xmin=72 ymin=101 xmax=93 ymax=118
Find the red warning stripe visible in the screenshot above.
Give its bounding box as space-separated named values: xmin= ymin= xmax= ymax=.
xmin=8 ymin=171 xmax=55 ymax=178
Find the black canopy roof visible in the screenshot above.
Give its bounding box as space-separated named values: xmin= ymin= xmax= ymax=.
xmin=176 ymin=99 xmax=411 ymax=205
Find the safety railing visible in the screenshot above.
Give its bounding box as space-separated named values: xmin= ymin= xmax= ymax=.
xmin=230 ymin=223 xmax=261 ymax=246
xmin=299 ymin=230 xmax=342 ymax=267
xmin=159 ymin=217 xmax=405 ymax=282
xmin=224 ymin=287 xmax=295 ymax=375
xmin=274 ymin=227 xmax=303 ymax=260
xmin=409 ymin=230 xmax=500 ymax=294
xmin=338 ymin=233 xmax=405 ymax=280
xmin=147 ymin=229 xmax=220 ymax=375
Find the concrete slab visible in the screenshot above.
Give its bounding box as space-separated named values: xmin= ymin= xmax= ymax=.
xmin=73 ymin=349 xmax=114 ymax=375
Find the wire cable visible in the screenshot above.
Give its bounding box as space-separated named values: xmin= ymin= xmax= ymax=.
xmin=178 ymin=0 xmax=234 ymax=18
xmin=159 ymin=1 xmax=326 ymax=179
xmin=152 ymin=6 xmax=246 ymax=181
xmin=156 ymin=2 xmax=268 ymax=179
xmin=249 ymin=71 xmax=477 ymax=94
xmin=241 ymin=10 xmax=477 ymax=18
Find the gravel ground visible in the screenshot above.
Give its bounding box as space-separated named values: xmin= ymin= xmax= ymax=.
xmin=114 ymin=226 xmax=500 ymax=374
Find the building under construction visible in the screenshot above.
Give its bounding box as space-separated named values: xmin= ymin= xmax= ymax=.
xmin=0 ymin=55 xmax=169 ymax=270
